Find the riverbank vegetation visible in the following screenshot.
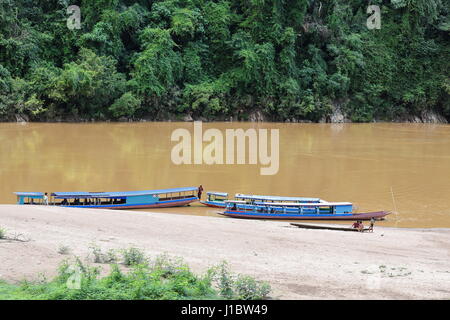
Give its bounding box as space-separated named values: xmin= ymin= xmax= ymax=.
xmin=0 ymin=0 xmax=449 ymax=122
xmin=0 ymin=251 xmax=271 ymax=300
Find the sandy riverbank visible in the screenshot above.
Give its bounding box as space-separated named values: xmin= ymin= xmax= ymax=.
xmin=0 ymin=205 xmax=449 ymax=299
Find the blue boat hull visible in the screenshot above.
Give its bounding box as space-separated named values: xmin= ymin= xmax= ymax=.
xmin=61 ymin=197 xmax=198 ymax=210
xmin=202 ymin=202 xmax=327 ymax=213
xmin=200 ymin=200 xmax=227 ymax=208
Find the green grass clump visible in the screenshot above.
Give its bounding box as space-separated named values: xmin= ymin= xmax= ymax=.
xmin=209 ymin=261 xmax=271 ymax=300
xmin=121 ymin=247 xmax=146 ymax=266
xmin=0 ymin=281 xmax=28 ymax=300
xmin=0 ymin=253 xmax=271 ymax=300
xmin=0 ymin=227 xmax=6 ymax=239
xmin=89 ymin=245 xmax=118 ymax=264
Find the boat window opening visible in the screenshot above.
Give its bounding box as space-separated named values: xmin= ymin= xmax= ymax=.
xmin=70 ymin=198 xmax=81 ymax=205
xmin=27 ymin=197 xmax=42 ymax=205
xmin=159 ymin=192 xmax=194 ymax=201
xmin=319 ymin=206 xmax=333 ymax=214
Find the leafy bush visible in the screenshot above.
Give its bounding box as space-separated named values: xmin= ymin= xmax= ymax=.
xmin=109 ymin=92 xmax=141 ymax=119
xmin=89 ymin=245 xmax=118 ymax=264
xmin=208 ymin=261 xmax=271 ymax=300
xmin=0 ymin=253 xmax=271 ymax=300
xmin=121 ymin=247 xmax=146 ymax=266
xmin=208 ymin=261 xmax=234 ymax=299
xmin=233 ymin=275 xmax=271 ymax=300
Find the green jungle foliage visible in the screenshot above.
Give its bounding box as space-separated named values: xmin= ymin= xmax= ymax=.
xmin=0 ymin=0 xmax=448 ymax=122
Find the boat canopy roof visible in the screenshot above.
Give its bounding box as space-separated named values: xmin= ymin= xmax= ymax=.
xmin=226 ymin=200 xmax=352 ymax=207
xmin=254 ymin=201 xmax=352 ymax=207
xmin=15 ymin=192 xmax=44 ymax=197
xmin=235 ymin=194 xmax=322 ymax=202
xmin=207 ymin=191 xmax=228 ymax=197
xmin=225 ymin=200 xmax=247 ymax=204
xmin=49 ymin=187 xmax=198 ymax=199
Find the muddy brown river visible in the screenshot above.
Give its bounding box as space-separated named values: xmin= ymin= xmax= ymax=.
xmin=1 ymin=122 xmax=449 ymax=228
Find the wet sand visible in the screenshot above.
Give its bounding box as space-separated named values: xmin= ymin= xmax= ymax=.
xmin=0 ymin=205 xmax=449 ymax=299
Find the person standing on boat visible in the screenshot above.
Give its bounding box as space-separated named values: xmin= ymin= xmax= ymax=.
xmin=197 ymin=185 xmax=204 ymax=200
xmin=43 ymin=193 xmax=49 ymax=205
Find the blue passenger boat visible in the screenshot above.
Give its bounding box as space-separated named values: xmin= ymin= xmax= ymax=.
xmin=200 ymin=192 xmax=230 ymax=208
xmin=201 ymin=192 xmax=323 ymax=209
xmin=15 ymin=187 xmax=199 ymax=210
xmin=220 ymin=200 xmax=390 ymax=221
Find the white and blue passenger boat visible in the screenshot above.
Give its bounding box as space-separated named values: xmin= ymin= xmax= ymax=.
xmin=220 ymin=200 xmax=390 ymax=221
xmin=201 ymin=192 xmax=323 ymax=211
xmin=15 ymin=187 xmax=199 ymax=210
xmin=200 ymin=192 xmax=230 ymax=208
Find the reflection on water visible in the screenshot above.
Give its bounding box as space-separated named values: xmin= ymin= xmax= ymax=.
xmin=1 ymin=122 xmax=449 ymax=228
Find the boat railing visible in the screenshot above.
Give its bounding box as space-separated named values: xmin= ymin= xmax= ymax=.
xmin=159 ymin=194 xmax=196 ymax=201
xmin=225 ymin=200 xmax=354 ymax=215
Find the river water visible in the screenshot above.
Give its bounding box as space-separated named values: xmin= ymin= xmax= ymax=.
xmin=1 ymin=122 xmax=449 ymax=228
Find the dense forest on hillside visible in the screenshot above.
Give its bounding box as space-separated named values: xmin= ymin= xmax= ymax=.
xmin=0 ymin=0 xmax=449 ymax=122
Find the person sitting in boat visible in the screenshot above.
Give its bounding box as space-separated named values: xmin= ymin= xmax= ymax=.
xmin=61 ymin=198 xmax=68 ymax=205
xmin=232 ymin=203 xmax=237 ymax=211
xmin=73 ymin=198 xmax=80 ymax=205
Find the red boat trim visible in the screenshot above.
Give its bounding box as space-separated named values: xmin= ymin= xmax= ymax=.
xmin=200 ymin=201 xmax=225 ymax=208
xmin=219 ymin=211 xmax=391 ymax=221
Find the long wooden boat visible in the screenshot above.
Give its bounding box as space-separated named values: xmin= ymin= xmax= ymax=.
xmin=290 ymin=223 xmax=370 ymax=232
xmin=14 ymin=187 xmax=199 ymax=210
xmin=219 ymin=200 xmax=390 ymax=221
xmin=201 ymin=192 xmax=323 ymax=209
xmin=200 ymin=192 xmax=230 ymax=208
